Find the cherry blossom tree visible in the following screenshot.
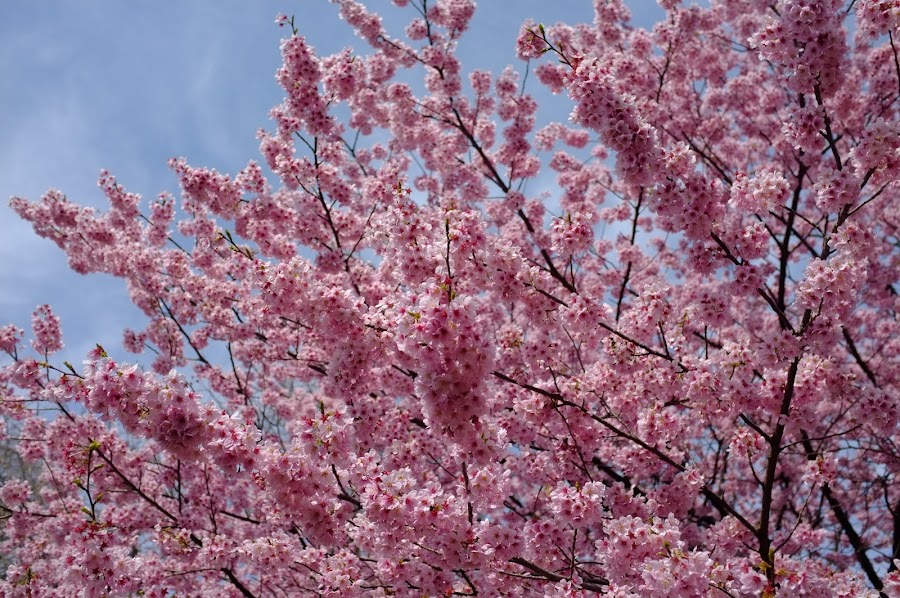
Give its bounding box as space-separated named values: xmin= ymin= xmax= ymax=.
xmin=2 ymin=0 xmax=899 ymax=595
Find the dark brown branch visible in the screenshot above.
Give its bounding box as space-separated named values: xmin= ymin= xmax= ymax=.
xmin=508 ymin=557 xmax=608 ymax=591
xmin=799 ymin=436 xmax=885 ymax=594
xmin=222 ymin=567 xmax=257 ymax=598
xmin=841 ymin=327 xmax=879 ymax=387
xmin=813 ymin=86 xmax=843 ymax=171
xmin=776 ymin=163 xmax=808 ymax=314
xmin=889 ymin=31 xmax=900 ymax=106
xmin=757 ymin=356 xmax=800 ymax=585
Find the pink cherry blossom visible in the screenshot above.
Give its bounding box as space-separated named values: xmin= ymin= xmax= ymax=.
xmin=2 ymin=1 xmax=899 ymax=596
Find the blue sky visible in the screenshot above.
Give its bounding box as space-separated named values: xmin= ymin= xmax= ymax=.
xmin=0 ymin=1 xmax=665 ymax=365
